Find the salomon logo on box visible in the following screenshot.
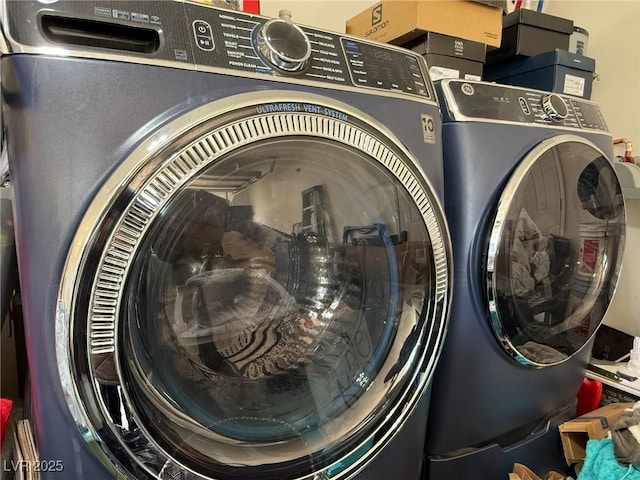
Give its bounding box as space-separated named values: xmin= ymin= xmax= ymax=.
xmin=366 ymin=4 xmax=389 ymax=36
xmin=371 ymin=4 xmax=383 ymax=25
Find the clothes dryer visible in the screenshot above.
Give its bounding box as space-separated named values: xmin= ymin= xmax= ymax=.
xmin=0 ymin=1 xmax=452 ymax=479
xmin=425 ymin=80 xmax=625 ymax=479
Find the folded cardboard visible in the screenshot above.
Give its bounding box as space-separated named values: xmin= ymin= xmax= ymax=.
xmin=486 ymin=9 xmax=573 ymax=65
xmin=559 ymin=402 xmax=633 ymax=465
xmin=345 ymin=0 xmax=502 ymax=47
xmin=404 ymin=31 xmax=487 ymax=62
xmin=509 ymin=463 xmax=564 ymax=480
xmin=484 ymin=49 xmax=595 ymax=99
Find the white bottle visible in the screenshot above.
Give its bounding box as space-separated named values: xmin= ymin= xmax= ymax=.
xmin=627 ymin=337 xmax=640 ymax=374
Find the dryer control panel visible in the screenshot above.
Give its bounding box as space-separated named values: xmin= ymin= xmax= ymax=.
xmin=439 ymin=80 xmax=608 ymax=132
xmin=1 ymin=0 xmax=434 ymax=101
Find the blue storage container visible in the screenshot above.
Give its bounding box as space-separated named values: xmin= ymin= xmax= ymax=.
xmin=484 ymin=49 xmax=595 ymax=99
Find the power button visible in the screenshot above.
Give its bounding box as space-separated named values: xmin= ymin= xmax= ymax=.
xmin=193 ymin=20 xmax=214 ymax=51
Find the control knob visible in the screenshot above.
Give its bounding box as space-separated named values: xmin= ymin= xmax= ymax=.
xmin=254 ymin=10 xmax=311 ymax=73
xmin=541 ymin=93 xmax=569 ymax=121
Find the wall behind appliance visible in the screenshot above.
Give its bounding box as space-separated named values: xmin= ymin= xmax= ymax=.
xmin=260 ymin=0 xmax=375 ymax=34
xmin=605 ymin=197 xmax=640 ymax=337
xmin=544 ymin=1 xmax=640 ymax=337
xmin=544 ymin=1 xmax=640 ymax=143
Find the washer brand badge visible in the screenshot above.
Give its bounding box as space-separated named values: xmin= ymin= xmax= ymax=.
xmin=461 ymin=83 xmax=475 ymax=96
xmin=366 ymin=4 xmax=389 ymax=37
xmin=421 ymin=114 xmax=436 ymax=144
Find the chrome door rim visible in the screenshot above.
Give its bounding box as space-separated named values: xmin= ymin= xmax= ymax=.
xmin=486 ymin=134 xmax=624 ymax=368
xmin=56 ymin=90 xmax=452 ymax=480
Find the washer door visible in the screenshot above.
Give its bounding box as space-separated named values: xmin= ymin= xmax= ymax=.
xmin=57 ymin=92 xmax=451 ymax=480
xmin=487 ymin=135 xmax=625 ymax=367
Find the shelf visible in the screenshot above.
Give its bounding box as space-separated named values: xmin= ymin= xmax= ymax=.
xmin=587 ymin=359 xmax=640 ymax=399
xmin=615 ymin=162 xmax=640 ymax=199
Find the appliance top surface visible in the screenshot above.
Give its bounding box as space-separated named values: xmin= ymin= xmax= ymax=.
xmin=0 ymin=0 xmax=436 ymax=104
xmin=438 ymin=79 xmax=610 ymax=134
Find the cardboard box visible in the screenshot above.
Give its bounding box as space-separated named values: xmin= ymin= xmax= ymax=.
xmin=486 ymin=9 xmax=573 ymax=65
xmin=484 ymin=49 xmax=595 ymax=99
xmin=404 ymin=32 xmax=485 ymax=80
xmin=345 ymin=0 xmax=502 ymax=47
xmin=559 ymin=402 xmax=634 ymax=464
xmin=404 ymin=31 xmax=487 ymax=62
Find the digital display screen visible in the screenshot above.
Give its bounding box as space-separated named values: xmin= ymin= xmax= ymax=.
xmin=341 ymin=39 xmax=430 ymax=98
xmin=451 ymin=82 xmax=522 ymax=121
xmin=572 ymin=100 xmax=607 ymax=130
xmin=371 ymin=48 xmax=393 ymax=62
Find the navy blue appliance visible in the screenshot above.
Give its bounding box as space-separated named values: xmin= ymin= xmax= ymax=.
xmin=424 ymin=79 xmax=625 ymax=479
xmin=0 ymin=2 xmax=453 ymax=479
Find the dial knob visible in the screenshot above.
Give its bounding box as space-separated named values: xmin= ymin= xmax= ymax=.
xmin=255 ymin=10 xmax=311 ymax=73
xmin=542 ymin=93 xmax=569 ymax=121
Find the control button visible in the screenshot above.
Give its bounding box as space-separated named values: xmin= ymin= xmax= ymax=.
xmin=518 ymin=97 xmax=531 ymax=116
xmin=541 ymin=93 xmax=569 ymax=121
xmin=197 ymin=36 xmax=214 ymax=50
xmin=254 ymin=10 xmax=311 ymax=73
xmin=194 ymin=20 xmax=212 ymax=37
xmin=193 ymin=20 xmax=214 ymax=51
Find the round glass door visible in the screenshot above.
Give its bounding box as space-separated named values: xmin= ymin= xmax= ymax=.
xmin=487 ymin=135 xmax=625 ymax=367
xmin=58 ymin=93 xmax=451 ymax=480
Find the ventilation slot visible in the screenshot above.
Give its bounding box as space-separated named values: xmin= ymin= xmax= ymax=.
xmin=40 ymin=15 xmax=160 ymax=54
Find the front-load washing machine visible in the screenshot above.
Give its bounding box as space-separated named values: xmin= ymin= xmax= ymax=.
xmin=424 ymin=80 xmax=625 ymax=479
xmin=0 ymin=1 xmax=452 ymax=479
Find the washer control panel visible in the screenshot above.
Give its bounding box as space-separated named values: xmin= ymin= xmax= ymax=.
xmin=3 ymin=0 xmax=433 ymax=101
xmin=185 ymin=5 xmax=432 ymax=98
xmin=441 ymin=80 xmax=608 ymax=132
